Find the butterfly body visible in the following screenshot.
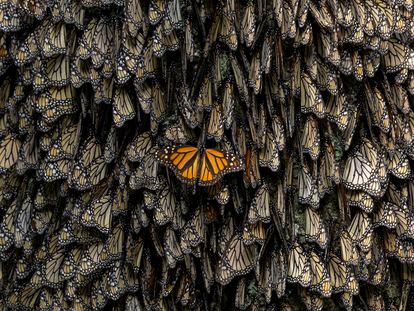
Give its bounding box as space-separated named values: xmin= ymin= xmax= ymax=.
xmin=156 ymin=145 xmax=244 ymax=186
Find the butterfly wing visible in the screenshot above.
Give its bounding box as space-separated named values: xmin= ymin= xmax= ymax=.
xmin=199 ymin=148 xmax=244 ymax=186
xmin=156 ymin=145 xmax=200 ymax=184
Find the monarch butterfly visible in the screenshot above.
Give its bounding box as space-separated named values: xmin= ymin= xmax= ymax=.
xmin=348 ymin=211 xmax=373 ymax=252
xmin=102 ymin=260 xmax=128 ymax=301
xmin=156 ymin=145 xmax=244 ymax=186
xmin=248 ymin=51 xmax=262 ymax=95
xmin=33 ymin=183 xmax=58 ymax=210
xmin=121 ymin=31 xmax=145 ymax=72
xmin=215 ymin=234 xmax=255 ymax=285
xmin=387 ymin=181 xmax=409 ymax=205
xmin=180 ymin=207 xmax=205 ymax=254
xmin=115 ymin=52 xmax=132 ymax=85
xmin=176 ymin=272 xmax=195 ymax=306
xmin=328 ymin=253 xmax=358 ymax=294
xmin=70 ymin=54 xmax=90 ymax=88
xmin=346 ymin=190 xmax=374 ymax=213
xmin=126 ymin=132 xmax=153 ymax=164
xmin=365 ymin=85 xmax=390 ymax=133
xmin=230 ymin=56 xmax=249 ymax=100
xmin=259 ymin=130 xmax=281 ymax=172
xmin=92 ymin=18 xmax=115 ymax=70
xmin=45 ymin=116 xmax=81 ymax=161
xmin=368 ymin=237 xmax=389 ymax=286
xmin=148 ymin=0 xmax=166 ymax=25
xmin=151 ymin=25 xmax=170 ymax=58
xmin=381 ymin=38 xmax=414 ymax=73
xmin=150 ymin=81 xmax=167 ymax=133
xmin=315 ymin=29 xmax=340 ymax=67
xmin=37 ymin=159 xmax=70 ymax=182
xmin=304 ymin=208 xmax=328 ymax=249
xmin=287 ymin=242 xmax=311 ymax=287
xmin=340 ymin=229 xmax=359 ymax=265
xmin=350 ymin=50 xmax=364 ymax=81
xmin=0 ymin=200 xmax=17 ymax=252
xmin=14 ymin=194 xmax=33 ymax=248
xmin=81 ymin=191 xmax=113 ymax=234
xmin=373 ymin=202 xmax=397 ymax=229
xmin=159 ymin=260 xmax=177 ymax=297
xmin=0 ymin=133 xmax=21 ymax=173
xmin=196 ymin=73 xmax=214 ymax=112
xmin=41 ymin=21 xmax=67 ymax=57
xmin=364 ymin=286 xmax=386 ymax=311
xmin=342 ymin=150 xmax=380 ymax=196
xmin=206 ymin=181 xmax=231 ymax=205
xmin=42 ymin=245 xmax=65 ymax=288
xmin=125 ymin=294 xmax=143 ymax=311
xmin=293 ymin=21 xmax=312 ymax=47
xmin=309 ymin=0 xmax=335 ymax=30
xmin=218 ymin=8 xmax=238 ymax=51
xmin=298 ymin=164 xmax=320 ymax=208
xmin=113 ymin=86 xmax=135 ymax=128
xmin=44 ymin=54 xmax=71 ymax=88
xmin=129 ymin=149 xmax=162 ymax=191
xmin=269 ymin=249 xmax=286 ymax=299
xmin=388 ymin=149 xmax=411 ymax=179
xmin=207 ymin=103 xmax=224 ymax=142
xmin=300 ymin=71 xmax=326 ymax=118
xmin=242 ymin=222 xmax=266 ymax=245
xmin=135 ymin=42 xmax=159 ymax=83
xmin=243 ymin=147 xmax=261 ymax=188
xmin=277 ymin=0 xmax=296 ymax=39
xmin=397 ymin=239 xmax=414 ymax=264
xmin=316 ymin=56 xmax=338 ymax=95
xmin=125 ymin=233 xmax=144 ymax=273
xmin=103 ymin=126 xmax=118 ymax=164
xmin=69 ymin=134 xmax=107 ymax=190
xmin=363 ymin=51 xmax=381 ymax=78
xmin=34 ymin=84 xmax=74 ymax=114
xmin=221 ymin=81 xmax=235 ymax=129
xmin=394 ymin=205 xmax=414 ymax=240
xmin=153 ymin=182 xmax=177 ymax=227
xmin=248 ymin=183 xmax=271 ymax=224
xmin=319 ymin=141 xmax=339 ymax=196
xmin=103 ymin=223 xmax=124 ymax=262
xmin=402 ymin=263 xmax=414 ymax=283
xmin=165 ymin=0 xmax=183 ymax=29
xmin=16 ymin=133 xmax=39 ymax=174
xmin=60 ymin=246 xmax=81 ymax=280
xmin=260 ymin=34 xmax=272 ymax=76
xmin=78 ymin=18 xmax=97 ymax=59
xmin=7 ymin=286 xmax=42 ymax=310
xmin=389 ymin=83 xmax=410 ymax=114
xmin=164 ymin=226 xmax=183 ymax=268
xmin=301 ymin=115 xmax=320 ymax=160
xmin=240 ymin=1 xmax=255 ymax=48
xmin=95 ymin=79 xmax=114 ymax=104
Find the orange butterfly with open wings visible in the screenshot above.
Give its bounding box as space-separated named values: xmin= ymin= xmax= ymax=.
xmin=156 ymin=145 xmax=244 ymax=186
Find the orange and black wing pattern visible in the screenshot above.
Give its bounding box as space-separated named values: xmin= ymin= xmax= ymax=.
xmin=156 ymin=145 xmax=244 ymax=186
xmin=156 ymin=145 xmax=200 ymax=184
xmin=199 ymin=148 xmax=244 ymax=186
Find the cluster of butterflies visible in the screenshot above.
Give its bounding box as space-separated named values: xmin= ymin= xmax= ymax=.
xmin=1 ymin=0 xmax=414 ymax=310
